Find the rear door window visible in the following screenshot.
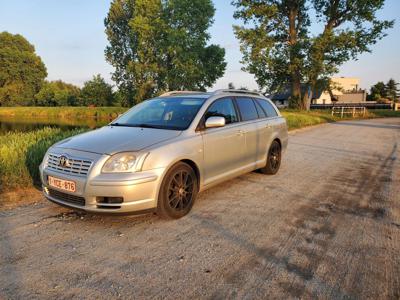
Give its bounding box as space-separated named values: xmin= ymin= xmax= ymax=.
xmin=236 ymin=97 xmax=259 ymax=121
xmin=255 ymin=99 xmax=278 ymax=117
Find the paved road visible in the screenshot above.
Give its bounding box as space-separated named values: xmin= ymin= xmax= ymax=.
xmin=1 ymin=118 xmax=400 ymax=299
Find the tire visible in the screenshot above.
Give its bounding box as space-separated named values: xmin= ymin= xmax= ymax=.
xmin=157 ymin=162 xmax=198 ymax=219
xmin=259 ymin=140 xmax=282 ymax=175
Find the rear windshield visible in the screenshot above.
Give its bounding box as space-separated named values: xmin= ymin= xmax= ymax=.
xmin=111 ymin=97 xmax=206 ymax=130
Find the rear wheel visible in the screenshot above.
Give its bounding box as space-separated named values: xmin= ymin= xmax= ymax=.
xmin=259 ymin=140 xmax=281 ymax=175
xmin=157 ymin=162 xmax=198 ymax=219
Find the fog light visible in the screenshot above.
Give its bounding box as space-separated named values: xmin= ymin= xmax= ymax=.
xmin=96 ymin=197 xmax=123 ymax=204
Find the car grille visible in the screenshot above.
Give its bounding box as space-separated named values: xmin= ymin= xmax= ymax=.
xmin=47 ymin=188 xmax=85 ymax=207
xmin=47 ymin=154 xmax=92 ymax=176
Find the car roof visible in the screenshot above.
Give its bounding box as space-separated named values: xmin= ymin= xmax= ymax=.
xmin=160 ymin=93 xmax=211 ymax=99
xmin=159 ymin=89 xmax=266 ymax=99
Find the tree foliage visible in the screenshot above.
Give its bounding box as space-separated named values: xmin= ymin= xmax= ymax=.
xmin=35 ymin=80 xmax=81 ymax=106
xmin=386 ymin=78 xmax=399 ymax=102
xmin=105 ymin=0 xmax=226 ymax=105
xmin=368 ymin=79 xmax=399 ymax=102
xmin=81 ymin=74 xmax=114 ymax=106
xmin=233 ymin=0 xmax=394 ymax=109
xmin=0 ymin=32 xmax=47 ymax=106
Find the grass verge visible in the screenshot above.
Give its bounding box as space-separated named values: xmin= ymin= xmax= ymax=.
xmin=282 ymin=109 xmax=400 ymax=130
xmin=0 ymin=127 xmax=87 ymax=192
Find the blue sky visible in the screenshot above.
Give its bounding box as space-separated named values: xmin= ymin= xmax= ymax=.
xmin=0 ymin=0 xmax=399 ymax=91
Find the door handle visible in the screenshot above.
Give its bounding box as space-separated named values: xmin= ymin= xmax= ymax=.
xmin=236 ymin=130 xmax=245 ymax=136
xmin=265 ymin=124 xmax=272 ymax=129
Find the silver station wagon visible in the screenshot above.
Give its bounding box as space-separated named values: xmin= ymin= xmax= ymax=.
xmin=40 ymin=90 xmax=288 ymax=218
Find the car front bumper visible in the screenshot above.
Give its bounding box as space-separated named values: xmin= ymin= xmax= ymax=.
xmin=40 ymin=151 xmax=165 ymax=214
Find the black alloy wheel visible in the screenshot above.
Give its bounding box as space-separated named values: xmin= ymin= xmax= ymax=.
xmin=157 ymin=162 xmax=198 ymax=219
xmin=167 ymin=170 xmax=194 ymax=211
xmin=259 ymin=140 xmax=282 ymax=175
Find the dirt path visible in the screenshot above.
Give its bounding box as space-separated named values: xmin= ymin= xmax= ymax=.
xmin=1 ymin=118 xmax=399 ymax=299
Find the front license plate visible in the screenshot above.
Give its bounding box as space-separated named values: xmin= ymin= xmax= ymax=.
xmin=48 ymin=176 xmax=76 ymax=193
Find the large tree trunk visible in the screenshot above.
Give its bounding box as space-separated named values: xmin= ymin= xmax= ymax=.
xmin=302 ymin=86 xmax=312 ymax=111
xmin=290 ymin=72 xmax=302 ymax=108
xmin=288 ymin=6 xmax=303 ymax=110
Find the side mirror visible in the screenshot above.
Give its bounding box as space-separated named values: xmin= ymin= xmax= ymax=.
xmin=205 ymin=116 xmax=226 ymax=128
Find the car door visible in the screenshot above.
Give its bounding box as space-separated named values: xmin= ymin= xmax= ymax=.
xmin=201 ymin=97 xmax=245 ymax=185
xmin=254 ymin=99 xmax=277 ymax=167
xmin=234 ymin=97 xmax=260 ymax=167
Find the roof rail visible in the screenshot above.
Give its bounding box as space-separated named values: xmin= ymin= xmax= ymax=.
xmin=212 ymin=89 xmax=265 ymax=97
xmin=160 ymin=91 xmax=205 ymax=97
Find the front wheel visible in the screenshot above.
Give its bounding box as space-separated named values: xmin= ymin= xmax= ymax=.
xmin=259 ymin=140 xmax=282 ymax=175
xmin=157 ymin=162 xmax=198 ymax=219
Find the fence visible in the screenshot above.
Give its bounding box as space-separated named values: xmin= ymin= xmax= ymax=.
xmin=332 ymin=106 xmax=367 ymax=118
xmin=311 ymin=103 xmax=392 ymax=110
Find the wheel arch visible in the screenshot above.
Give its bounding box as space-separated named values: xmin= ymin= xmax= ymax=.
xmin=158 ymin=158 xmax=202 ymax=193
xmin=272 ymin=137 xmax=282 ymax=149
xmin=180 ymin=159 xmax=201 ymax=188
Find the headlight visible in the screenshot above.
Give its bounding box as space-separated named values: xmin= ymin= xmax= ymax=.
xmin=102 ymin=152 xmax=144 ymax=173
xmin=41 ymin=151 xmax=50 ymax=168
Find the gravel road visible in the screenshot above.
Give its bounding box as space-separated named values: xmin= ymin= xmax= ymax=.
xmin=1 ymin=118 xmax=399 ymax=299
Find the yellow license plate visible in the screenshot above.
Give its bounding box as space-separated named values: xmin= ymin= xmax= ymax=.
xmin=48 ymin=176 xmax=76 ymax=193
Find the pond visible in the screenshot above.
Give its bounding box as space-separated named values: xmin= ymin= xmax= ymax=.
xmin=0 ymin=116 xmax=111 ymax=135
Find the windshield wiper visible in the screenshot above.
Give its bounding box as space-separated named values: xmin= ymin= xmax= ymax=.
xmin=110 ymin=123 xmax=165 ymax=129
xmin=109 ymin=122 xmax=130 ymax=127
xmin=131 ymin=123 xmax=164 ymax=129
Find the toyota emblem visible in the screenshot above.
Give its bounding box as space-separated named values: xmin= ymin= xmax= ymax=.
xmin=58 ymin=155 xmax=70 ymax=167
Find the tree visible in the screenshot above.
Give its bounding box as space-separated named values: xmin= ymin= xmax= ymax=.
xmin=81 ymin=74 xmax=114 ymax=106
xmin=233 ymin=0 xmax=394 ymax=110
xmin=105 ymin=0 xmax=226 ymax=105
xmin=368 ymin=81 xmax=387 ymax=101
xmin=35 ymin=80 xmax=81 ymax=106
xmin=233 ymin=0 xmax=309 ymax=109
xmin=386 ymin=79 xmax=399 ymax=103
xmin=0 ymin=32 xmax=47 ymax=106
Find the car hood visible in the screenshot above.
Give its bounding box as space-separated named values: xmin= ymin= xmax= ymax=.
xmin=55 ymin=126 xmax=182 ymax=155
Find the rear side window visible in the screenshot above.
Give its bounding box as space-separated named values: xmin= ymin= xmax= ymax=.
xmin=205 ymin=98 xmax=238 ymax=124
xmin=236 ymin=97 xmax=259 ymax=121
xmin=254 ymin=100 xmax=267 ymax=118
xmin=256 ymin=99 xmax=278 ymax=117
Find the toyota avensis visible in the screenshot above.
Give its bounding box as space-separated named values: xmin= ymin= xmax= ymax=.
xmin=40 ymin=90 xmax=288 ymax=218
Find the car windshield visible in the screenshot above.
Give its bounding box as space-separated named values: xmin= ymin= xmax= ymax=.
xmin=111 ymin=97 xmax=206 ymax=130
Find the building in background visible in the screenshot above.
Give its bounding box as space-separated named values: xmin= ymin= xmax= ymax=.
xmin=271 ymin=77 xmax=367 ymax=107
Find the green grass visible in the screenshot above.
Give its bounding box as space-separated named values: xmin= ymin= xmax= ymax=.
xmin=0 ymin=127 xmax=87 ymax=192
xmin=0 ymin=106 xmax=127 ymax=120
xmin=282 ymin=110 xmax=338 ymax=130
xmin=369 ymin=110 xmax=400 ymax=118
xmin=282 ymin=109 xmax=400 ymax=130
